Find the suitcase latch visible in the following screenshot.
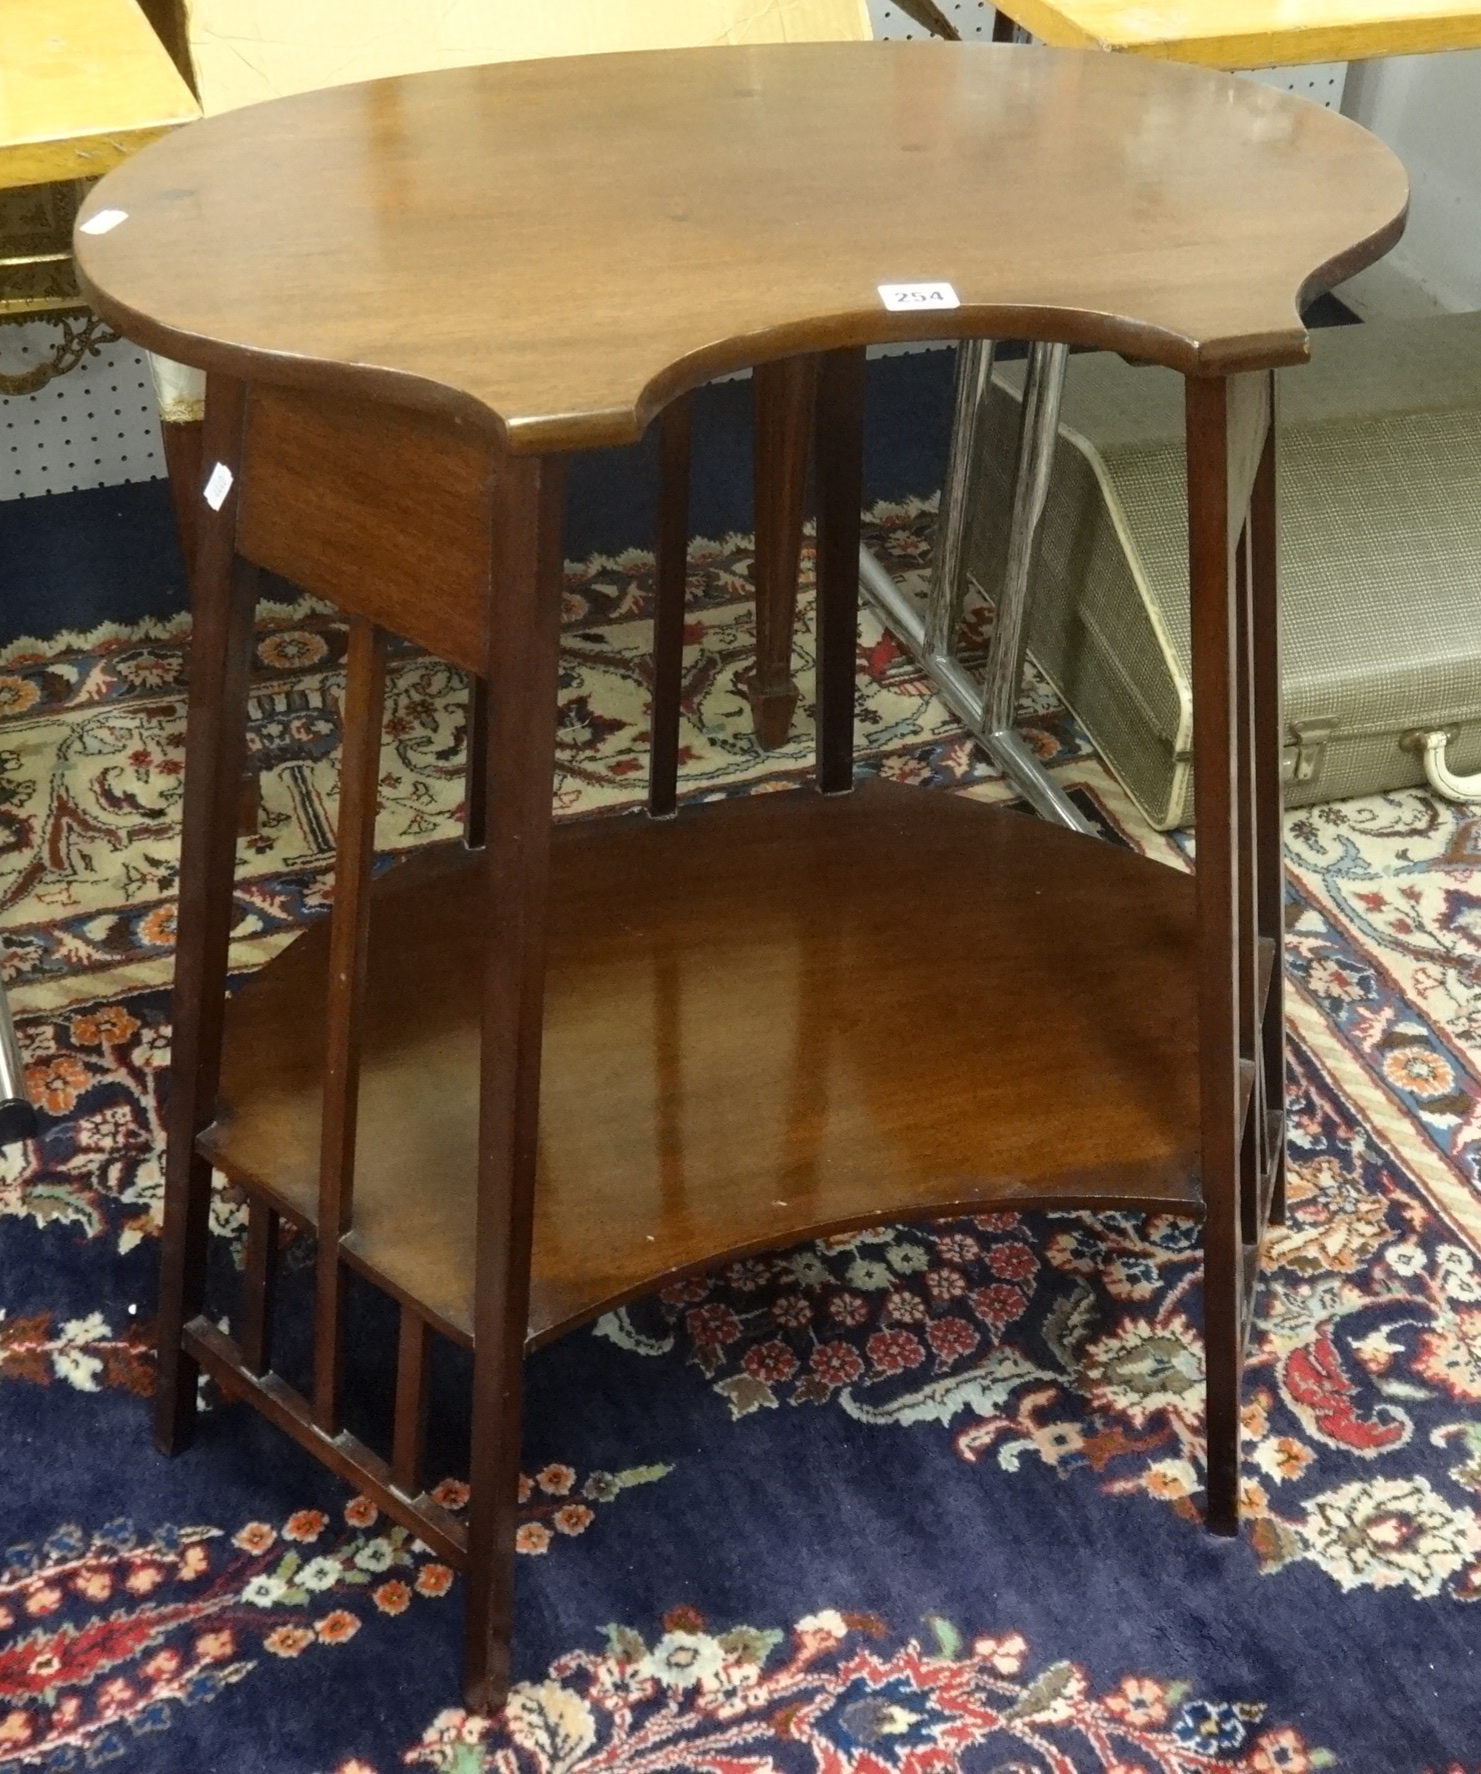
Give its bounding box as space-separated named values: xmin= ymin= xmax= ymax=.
xmin=1282 ymin=718 xmax=1336 ymax=786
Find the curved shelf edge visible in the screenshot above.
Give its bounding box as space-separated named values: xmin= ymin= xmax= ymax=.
xmin=201 ymin=779 xmax=1205 ymax=1349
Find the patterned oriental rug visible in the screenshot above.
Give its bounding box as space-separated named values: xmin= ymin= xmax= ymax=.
xmin=1 ymin=504 xmax=1480 ymax=1773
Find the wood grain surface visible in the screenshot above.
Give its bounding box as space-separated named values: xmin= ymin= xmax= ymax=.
xmin=200 ymin=780 xmax=1204 ymax=1347
xmin=75 ymin=42 xmax=1407 ymax=448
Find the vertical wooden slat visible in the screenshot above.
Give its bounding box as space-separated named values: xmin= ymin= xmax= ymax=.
xmin=464 ymin=449 xmax=567 ymax=1715
xmin=391 ymin=1306 xmax=433 ymax=1498
xmin=747 ymin=356 xmax=818 ymax=752
xmin=1249 ymin=402 xmax=1286 ymax=1225
xmin=648 ymin=393 xmax=693 ymax=820
xmin=464 ymin=676 xmax=488 ymax=851
xmin=1234 ymin=521 xmax=1261 ymax=1248
xmin=1185 ymin=372 xmax=1243 ymax=1537
xmin=813 ymin=346 xmax=867 ymax=796
xmin=313 ymin=616 xmax=388 ymax=1435
xmin=240 ymin=1196 xmax=279 ymax=1377
xmin=154 ymin=373 xmax=258 ymax=1457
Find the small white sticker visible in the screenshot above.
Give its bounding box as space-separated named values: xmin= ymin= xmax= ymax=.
xmin=203 ymin=462 xmax=234 ymax=510
xmin=79 ymin=208 xmax=128 ymax=236
xmin=878 ymin=281 xmax=960 ymax=313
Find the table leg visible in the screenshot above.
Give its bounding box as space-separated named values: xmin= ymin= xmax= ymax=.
xmin=155 ymin=374 xmax=258 ymax=1456
xmin=465 ymin=449 xmax=567 ymax=1714
xmin=1187 ymin=370 xmax=1276 ymax=1537
xmin=749 ymin=356 xmax=819 ymax=752
xmin=313 ymin=617 xmax=388 ymax=1436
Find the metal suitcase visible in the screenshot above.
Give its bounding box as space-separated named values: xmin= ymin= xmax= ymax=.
xmin=967 ymin=312 xmax=1481 ymax=828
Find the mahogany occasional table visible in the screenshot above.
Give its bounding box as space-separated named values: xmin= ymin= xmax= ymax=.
xmin=74 ymin=41 xmax=1406 ymax=1708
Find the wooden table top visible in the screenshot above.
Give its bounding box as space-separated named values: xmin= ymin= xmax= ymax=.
xmin=1000 ymin=0 xmax=1481 ymax=67
xmin=0 ymin=0 xmax=199 ymax=192
xmin=75 ymin=42 xmax=1407 ymax=453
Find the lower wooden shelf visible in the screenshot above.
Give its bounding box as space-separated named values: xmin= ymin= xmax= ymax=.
xmin=201 ymin=777 xmax=1203 ymax=1346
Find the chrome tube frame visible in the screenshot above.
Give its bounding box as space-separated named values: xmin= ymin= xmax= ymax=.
xmin=858 ymin=335 xmax=1092 ymax=835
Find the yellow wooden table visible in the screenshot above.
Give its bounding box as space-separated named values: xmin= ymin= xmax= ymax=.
xmin=0 ymin=0 xmax=199 ymax=192
xmin=996 ymin=0 xmax=1481 ymax=66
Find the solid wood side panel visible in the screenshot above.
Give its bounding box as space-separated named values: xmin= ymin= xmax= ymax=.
xmin=238 ymin=385 xmax=493 ymax=672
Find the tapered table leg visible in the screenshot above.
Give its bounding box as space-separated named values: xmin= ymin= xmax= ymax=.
xmin=464 ymin=450 xmax=567 ymax=1715
xmin=1187 ymin=370 xmax=1276 ymax=1536
xmin=155 ymin=374 xmax=259 ymax=1455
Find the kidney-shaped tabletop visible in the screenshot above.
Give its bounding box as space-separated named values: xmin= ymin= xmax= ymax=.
xmin=74 ymin=40 xmax=1407 ymax=454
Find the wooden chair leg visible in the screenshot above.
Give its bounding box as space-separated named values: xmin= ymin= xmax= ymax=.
xmin=464 ymin=451 xmax=567 ymax=1714
xmin=649 ymin=393 xmax=693 ymax=819
xmin=154 ymin=376 xmax=257 ymax=1456
xmin=813 ymin=348 xmax=866 ymax=795
xmin=748 ymin=355 xmax=818 ymax=752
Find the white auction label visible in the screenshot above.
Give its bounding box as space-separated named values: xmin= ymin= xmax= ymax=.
xmin=878 ymin=281 xmax=959 ymax=313
xmin=79 ymin=209 xmax=128 ymax=236
xmin=203 ymin=462 xmax=234 ymax=511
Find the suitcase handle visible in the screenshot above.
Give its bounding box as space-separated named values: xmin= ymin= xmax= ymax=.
xmin=1413 ymin=729 xmax=1481 ymax=804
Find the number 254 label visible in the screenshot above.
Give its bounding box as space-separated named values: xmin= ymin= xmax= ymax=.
xmin=877 ymin=281 xmax=959 ymax=312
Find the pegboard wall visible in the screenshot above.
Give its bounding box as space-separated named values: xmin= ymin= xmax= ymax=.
xmin=865 ymin=0 xmax=1349 ymax=111
xmin=0 ymin=321 xmax=164 ymax=501
xmin=868 ymin=0 xmax=999 ymax=36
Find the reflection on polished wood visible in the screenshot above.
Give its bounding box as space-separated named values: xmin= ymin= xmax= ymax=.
xmin=0 ymin=0 xmax=199 ymax=190
xmin=202 ymin=779 xmax=1201 ymax=1344
xmin=76 ymin=42 xmax=1408 ymax=447
xmin=997 ymin=0 xmax=1481 ymax=66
